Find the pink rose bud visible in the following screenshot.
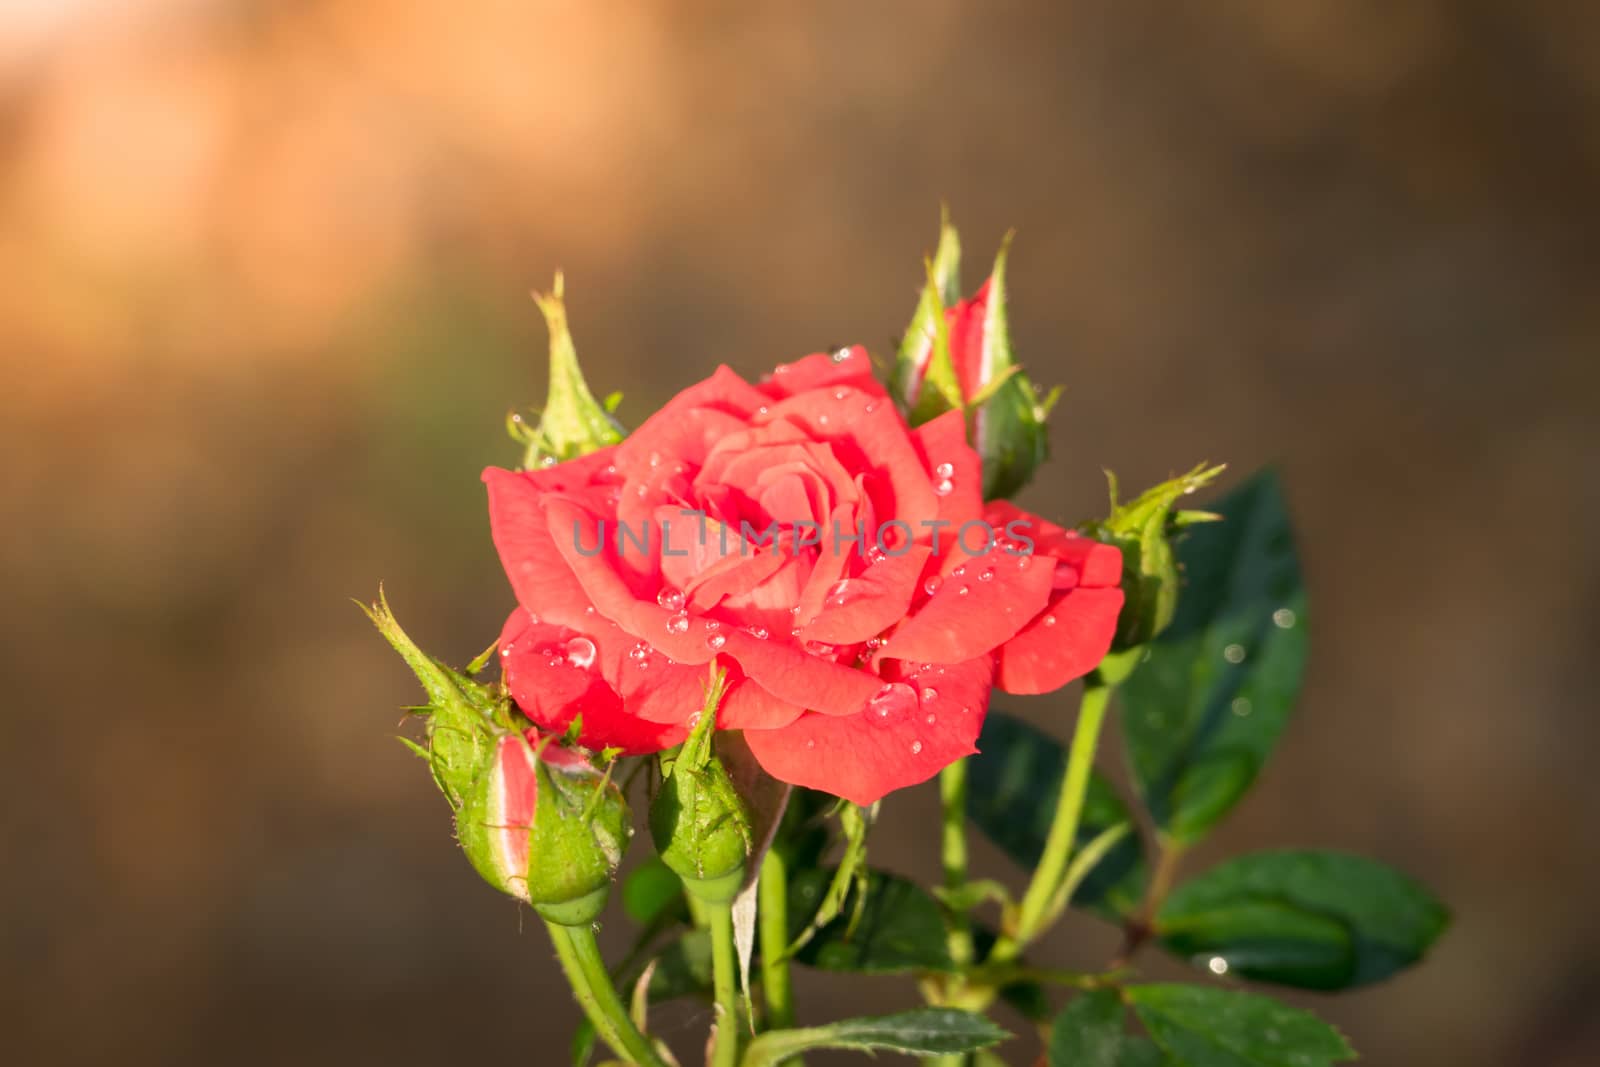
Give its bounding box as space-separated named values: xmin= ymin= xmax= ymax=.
xmin=891 ymin=214 xmax=1059 ymax=500
xmin=456 ymin=733 xmax=631 ymax=926
xmin=364 ymin=590 xmax=629 ymax=926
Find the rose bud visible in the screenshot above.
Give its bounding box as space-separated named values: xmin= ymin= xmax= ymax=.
xmin=1085 ymin=463 xmax=1227 ymax=655
xmin=456 ymin=733 xmax=631 ymax=926
xmin=363 ymin=589 xmax=630 ymax=925
xmin=648 ymin=671 xmax=753 ymax=904
xmin=890 ymin=214 xmax=1059 ymax=500
xmin=508 ymin=272 xmax=625 ymax=467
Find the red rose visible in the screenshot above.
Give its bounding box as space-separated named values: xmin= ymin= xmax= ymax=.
xmin=484 ymin=347 xmax=1122 ymax=804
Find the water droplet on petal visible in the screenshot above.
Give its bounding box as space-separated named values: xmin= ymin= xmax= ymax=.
xmin=1272 ymin=607 xmax=1297 ymax=629
xmin=866 ymin=682 xmax=916 ymax=724
xmin=804 ymin=640 xmax=836 ymax=657
xmin=584 ymin=604 xmax=596 ymax=615
xmin=657 ymin=587 xmax=685 ymax=612
xmin=978 ymin=570 xmax=995 ymax=582
xmin=864 ymin=401 xmax=879 ymax=414
xmin=1042 ymin=614 xmax=1057 ymax=627
xmin=833 ymin=387 xmax=849 ymax=400
xmin=865 ymin=545 xmax=888 ymax=564
xmin=757 ymin=404 xmax=770 ymax=416
xmin=924 ymin=575 xmax=943 ymax=596
xmin=920 ymin=686 xmax=938 ymax=702
xmin=957 ymin=586 xmax=970 ymax=597
xmin=827 ymin=578 xmax=853 ymax=604
xmin=818 ymin=413 xmax=830 ymax=426
xmin=925 ymin=713 xmax=936 ymax=725
xmin=934 ymin=478 xmax=954 ymax=496
xmin=686 ymin=711 xmax=702 ymax=728
xmin=563 ymin=636 xmax=597 ymax=670
xmin=744 ymin=624 xmax=769 ymax=640
xmin=806 ymin=739 xmax=816 ymax=748
xmin=933 ymin=461 xmax=955 ymax=479
xmin=910 ymin=740 xmax=923 ymax=755
xmin=830 ymin=347 xmax=851 ymax=364
xmin=666 ymin=614 xmax=690 ymax=635
xmin=1223 ymin=643 xmax=1246 ymax=664
xmin=706 ymin=632 xmax=727 ymax=651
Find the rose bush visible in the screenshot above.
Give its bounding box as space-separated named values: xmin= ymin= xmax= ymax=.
xmin=485 ymin=345 xmax=1122 ymax=804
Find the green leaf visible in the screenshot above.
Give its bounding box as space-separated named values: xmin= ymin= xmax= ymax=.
xmin=966 ymin=710 xmax=1145 ymax=917
xmin=1126 ymin=984 xmax=1355 ymax=1067
xmin=621 ymin=856 xmax=686 ymax=926
xmin=742 ymin=1008 xmax=1008 ymax=1067
xmin=1048 ymin=990 xmax=1169 ymax=1067
xmin=1157 ymin=850 xmax=1449 ymax=990
xmin=1119 ymin=469 xmax=1308 ymax=842
xmin=789 ymin=868 xmax=953 ymax=973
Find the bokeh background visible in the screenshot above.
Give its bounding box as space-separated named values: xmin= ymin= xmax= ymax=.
xmin=4 ymin=2 xmax=1597 ymax=1064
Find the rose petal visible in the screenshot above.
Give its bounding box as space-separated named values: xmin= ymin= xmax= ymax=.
xmin=497 ymin=610 xmax=686 ymax=754
xmin=742 ymin=655 xmax=993 ymax=805
xmin=759 ymin=345 xmax=883 ymax=399
xmin=996 ymin=586 xmax=1125 ymax=695
xmin=878 ymin=546 xmax=1054 ymax=664
xmin=801 ymin=544 xmax=931 ymax=646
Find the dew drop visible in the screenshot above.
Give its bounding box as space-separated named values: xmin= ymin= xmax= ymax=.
xmin=920 ymin=686 xmax=938 ymax=702
xmin=827 ymin=578 xmax=854 ymax=604
xmin=833 ymin=387 xmax=849 ymax=400
xmin=686 ymin=711 xmax=702 ymax=728
xmin=539 ymin=455 xmax=558 ymax=468
xmin=628 ymin=641 xmax=650 ymax=661
xmin=910 ymin=740 xmax=923 ymax=755
xmin=757 ymin=404 xmax=771 ymax=416
xmin=584 ymin=604 xmax=596 ymax=615
xmin=978 ymin=570 xmax=995 ymax=582
xmin=1207 ymin=956 xmax=1230 ymax=975
xmin=500 ymin=646 xmax=512 ymax=658
xmin=830 ymin=347 xmax=851 ymax=363
xmin=866 ymin=682 xmax=916 ymax=723
xmin=1272 ymin=607 xmax=1297 ymax=629
xmin=925 ymin=713 xmax=937 ymax=725
xmin=818 ymin=413 xmax=830 ymax=426
xmin=933 ymin=461 xmax=955 ymax=479
xmin=806 ymin=739 xmax=816 ymax=749
xmin=934 ymin=478 xmax=955 ymax=496
xmin=864 ymin=401 xmax=879 ymax=414
xmin=657 ymin=587 xmax=686 ymax=612
xmin=744 ymin=624 xmax=769 ymax=640
xmin=804 ymin=640 xmax=836 ymax=657
xmin=1042 ymin=614 xmax=1057 ymax=627
xmin=923 ymin=575 xmax=943 ymax=596
xmin=957 ymin=586 xmax=970 ymax=597
xmin=563 ymin=636 xmax=597 ymax=670
xmin=1223 ymin=643 xmax=1246 ymax=664
xmin=706 ymin=632 xmax=728 ymax=651
xmin=865 ymin=545 xmax=888 ymax=565
xmin=666 ymin=614 xmax=690 ymax=635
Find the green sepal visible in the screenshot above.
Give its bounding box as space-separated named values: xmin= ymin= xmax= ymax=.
xmin=518 ymin=273 xmax=625 ymax=467
xmin=525 ymin=755 xmax=632 ymax=925
xmin=1085 ymin=462 xmax=1226 ymax=650
xmin=968 ymin=236 xmax=1054 ymax=501
xmin=360 ymin=586 xmax=509 ymax=808
xmin=892 ymin=208 xmax=963 ymax=416
xmin=649 ymin=669 xmax=752 ymax=902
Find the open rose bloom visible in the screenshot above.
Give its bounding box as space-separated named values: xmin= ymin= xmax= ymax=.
xmin=487 ymin=346 xmax=1122 ymax=804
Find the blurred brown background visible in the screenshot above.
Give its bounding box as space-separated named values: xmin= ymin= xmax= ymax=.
xmin=3 ymin=2 xmax=1597 ymax=1064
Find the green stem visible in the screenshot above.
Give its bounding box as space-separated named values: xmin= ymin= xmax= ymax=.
xmin=990 ymin=678 xmax=1113 ymax=963
xmin=707 ymin=899 xmax=742 ymax=1067
xmin=759 ymin=849 xmax=800 ymax=1043
xmin=939 ymin=759 xmax=975 ymax=968
xmin=547 ymin=921 xmax=668 ymax=1067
